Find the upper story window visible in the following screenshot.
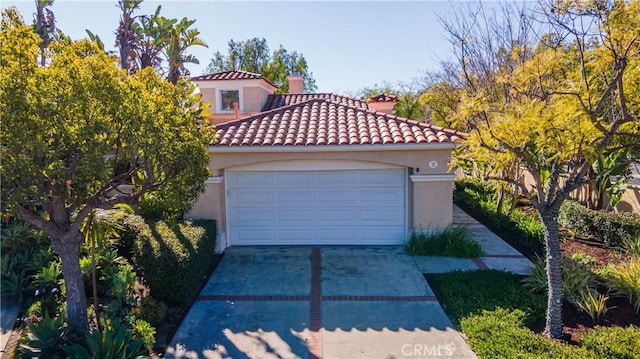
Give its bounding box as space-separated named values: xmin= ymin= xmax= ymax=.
xmin=220 ymin=90 xmax=239 ymax=111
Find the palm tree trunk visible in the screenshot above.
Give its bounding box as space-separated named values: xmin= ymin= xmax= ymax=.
xmin=540 ymin=210 xmax=563 ymax=338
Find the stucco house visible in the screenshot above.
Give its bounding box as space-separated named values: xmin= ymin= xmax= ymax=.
xmin=187 ymin=70 xmax=464 ymax=251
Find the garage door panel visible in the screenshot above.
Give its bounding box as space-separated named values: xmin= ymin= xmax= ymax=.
xmin=278 ymin=191 xmax=315 ymax=204
xmin=360 ymin=209 xmax=405 ymax=223
xmin=233 ymin=172 xmax=275 ymax=186
xmin=317 ymin=190 xmax=359 ymax=204
xmin=278 ymin=230 xmax=317 ymax=242
xmin=362 ymin=189 xmax=405 ymax=203
xmin=317 ymin=171 xmax=360 ymax=185
xmin=233 ymin=191 xmax=274 ymax=206
xmin=317 ymin=209 xmax=358 ymax=222
xmin=278 ymin=210 xmax=316 ymax=221
xmin=360 ymin=170 xmax=406 ymax=185
xmin=276 ymin=172 xmax=315 ymax=186
xmin=232 ymin=209 xmax=275 ymax=225
xmin=233 ymin=229 xmax=276 ymax=243
xmin=318 ymin=228 xmax=359 ymax=241
xmin=228 ymin=168 xmax=407 ymax=245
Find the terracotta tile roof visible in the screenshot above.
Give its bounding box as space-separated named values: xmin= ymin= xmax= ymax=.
xmin=367 ymin=93 xmax=398 ymax=102
xmin=262 ymin=93 xmax=371 ymax=111
xmin=214 ymin=98 xmax=462 ymax=147
xmin=191 ymin=70 xmax=278 ymax=88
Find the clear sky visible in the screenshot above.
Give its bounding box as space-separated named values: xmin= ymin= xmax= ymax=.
xmin=3 ymin=0 xmax=467 ymax=94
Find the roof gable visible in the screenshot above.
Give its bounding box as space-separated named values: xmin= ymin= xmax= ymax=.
xmin=191 ymin=70 xmax=278 ymax=89
xmin=214 ymin=98 xmax=462 ymax=147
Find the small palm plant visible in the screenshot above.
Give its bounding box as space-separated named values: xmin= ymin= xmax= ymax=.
xmin=80 ymin=205 xmax=132 ymax=331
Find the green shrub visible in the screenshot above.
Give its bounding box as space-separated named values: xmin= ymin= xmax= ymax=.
xmin=454 ymin=179 xmax=545 ymax=251
xmin=20 ymin=313 xmax=80 ymax=358
xmin=620 ymin=232 xmax=640 ymax=257
xmin=601 ymin=258 xmax=640 ymax=313
xmin=460 ymin=308 xmax=594 ymax=358
xmin=522 ymin=255 xmax=599 ymax=304
xmin=559 ymin=200 xmax=640 ymax=248
xmin=582 ymin=325 xmax=640 ymax=359
xmin=133 ymin=296 xmax=167 ymax=324
xmin=405 ymin=226 xmax=483 ymax=258
xmin=119 ymin=214 xmax=216 ymax=304
xmin=63 ymin=326 xmax=147 ymax=359
xmin=509 ymin=209 xmax=545 ymax=244
xmin=426 ymin=269 xmax=546 ymax=326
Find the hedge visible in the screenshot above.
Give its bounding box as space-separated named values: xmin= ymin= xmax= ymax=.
xmin=581 ymin=325 xmax=640 ymax=358
xmin=117 ymin=213 xmax=217 ymax=305
xmin=559 ymin=200 xmax=640 ymax=248
xmin=460 ymin=308 xmax=595 ymax=358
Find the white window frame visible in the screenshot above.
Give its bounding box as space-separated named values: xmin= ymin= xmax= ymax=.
xmin=217 ymin=87 xmax=243 ymax=113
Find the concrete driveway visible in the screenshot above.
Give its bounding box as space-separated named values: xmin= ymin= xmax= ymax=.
xmin=166 ymin=246 xmax=477 ymax=359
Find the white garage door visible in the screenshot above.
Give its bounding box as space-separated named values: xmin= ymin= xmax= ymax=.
xmin=227 ymin=169 xmax=407 ymax=245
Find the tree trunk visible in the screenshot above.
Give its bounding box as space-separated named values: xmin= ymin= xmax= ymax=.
xmin=52 ymin=234 xmax=89 ymax=334
xmin=496 ymin=185 xmax=505 ymax=214
xmin=540 ymin=210 xmax=563 ymax=338
xmin=510 ymin=168 xmax=520 ymax=213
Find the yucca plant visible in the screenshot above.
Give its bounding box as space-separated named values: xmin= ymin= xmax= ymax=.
xmin=522 ymin=255 xmax=599 ymax=303
xmin=601 ymin=258 xmax=640 ymax=313
xmin=63 ymin=326 xmax=148 ymax=359
xmin=20 ymin=313 xmax=78 ymax=358
xmin=574 ymin=288 xmax=610 ymax=323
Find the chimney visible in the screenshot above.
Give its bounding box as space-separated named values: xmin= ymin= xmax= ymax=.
xmin=233 ymin=102 xmax=239 ymax=119
xmin=288 ymin=72 xmax=304 ymax=94
xmin=367 ymin=93 xmax=398 ymax=115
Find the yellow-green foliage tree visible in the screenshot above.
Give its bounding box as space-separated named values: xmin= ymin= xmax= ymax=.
xmin=444 ymin=0 xmax=639 ymax=337
xmin=0 ymin=8 xmax=213 ymax=334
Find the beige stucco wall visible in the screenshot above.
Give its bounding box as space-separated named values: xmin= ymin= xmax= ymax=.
xmin=242 ymin=86 xmax=269 ymax=113
xmin=617 ymin=186 xmax=640 ymax=213
xmin=412 ymin=181 xmax=453 ymax=229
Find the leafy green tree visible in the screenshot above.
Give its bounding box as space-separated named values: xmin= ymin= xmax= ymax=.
xmin=351 ymin=81 xmax=398 ymax=100
xmin=419 ymin=80 xmax=464 ymax=131
xmin=0 ymin=9 xmax=212 ymax=333
xmin=441 ymin=0 xmax=639 ymax=338
xmin=206 ymin=37 xmax=317 ymax=93
xmin=393 ymin=90 xmax=424 ymax=121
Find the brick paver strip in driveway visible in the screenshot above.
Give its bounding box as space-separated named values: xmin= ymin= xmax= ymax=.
xmin=166 ymin=246 xmax=477 ymax=359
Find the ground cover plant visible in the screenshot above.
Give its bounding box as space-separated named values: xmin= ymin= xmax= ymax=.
xmin=405 ymin=226 xmax=483 ymax=258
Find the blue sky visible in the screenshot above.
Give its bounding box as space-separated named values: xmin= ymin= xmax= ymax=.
xmin=4 ymin=1 xmax=466 ymax=93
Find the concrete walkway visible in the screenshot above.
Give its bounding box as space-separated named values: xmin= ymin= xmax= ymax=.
xmin=1 ymin=296 xmax=19 ymax=358
xmin=166 ymin=246 xmax=477 ymax=359
xmin=412 ymin=205 xmax=534 ymax=275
